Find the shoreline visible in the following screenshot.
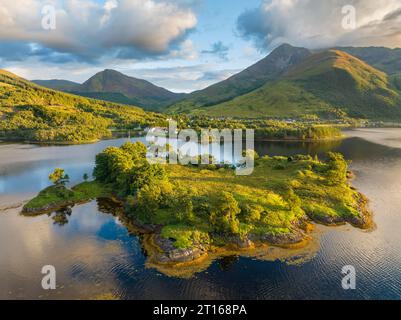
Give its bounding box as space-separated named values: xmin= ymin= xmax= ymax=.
xmin=21 ymin=184 xmax=373 ymax=276
xmin=1 ymin=134 xmax=344 ymax=146
xmin=253 ymin=135 xmax=345 ymax=143
xmin=138 ymin=192 xmax=372 ymax=270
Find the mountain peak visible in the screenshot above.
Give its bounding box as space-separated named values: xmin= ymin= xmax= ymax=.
xmin=76 ymin=69 xmax=184 ymax=111
xmin=167 ymin=44 xmax=311 ymax=113
xmin=101 ymin=69 xmax=123 ymax=75
xmin=272 ymin=43 xmax=297 ymax=51
xmin=199 ymin=49 xmax=399 ymax=119
xmin=266 ymin=43 xmax=311 ymax=62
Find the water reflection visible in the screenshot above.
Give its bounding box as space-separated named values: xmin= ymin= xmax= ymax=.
xmin=51 ymin=207 xmax=72 ymax=226
xmin=217 ymin=256 xmax=240 ymax=272
xmin=1 ymin=129 xmax=401 ymax=299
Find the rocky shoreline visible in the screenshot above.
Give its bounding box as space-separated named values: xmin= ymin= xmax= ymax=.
xmin=21 ymin=190 xmax=372 ymax=267
xmin=139 ymin=193 xmax=372 ymax=266
xmin=22 ymin=200 xmax=77 ymax=216
xmin=304 ymin=193 xmax=372 ymax=230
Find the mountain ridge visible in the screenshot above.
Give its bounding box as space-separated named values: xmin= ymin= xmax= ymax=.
xmin=186 ymin=50 xmax=401 ymax=119
xmin=34 ymin=69 xmax=185 ymax=112
xmin=167 ymin=44 xmax=312 ymax=113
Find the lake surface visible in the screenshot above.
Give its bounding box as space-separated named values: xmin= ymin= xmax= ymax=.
xmin=1 ymin=129 xmax=401 ymax=299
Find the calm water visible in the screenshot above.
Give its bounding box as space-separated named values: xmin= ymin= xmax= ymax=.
xmin=1 ymin=129 xmax=401 ymax=299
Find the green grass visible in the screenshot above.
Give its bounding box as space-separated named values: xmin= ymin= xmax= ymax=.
xmin=23 ymin=181 xmax=112 ymax=212
xmin=161 ymin=225 xmax=210 ymax=249
xmin=0 ymin=69 xmax=166 ymax=143
xmin=191 ymin=81 xmax=332 ymax=118
xmin=150 ymin=154 xmax=365 ymax=247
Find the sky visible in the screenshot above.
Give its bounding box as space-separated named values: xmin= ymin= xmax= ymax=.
xmin=1 ymin=0 xmax=401 ymax=92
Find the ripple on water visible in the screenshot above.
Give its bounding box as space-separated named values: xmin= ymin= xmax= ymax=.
xmin=2 ymin=133 xmax=401 ymax=299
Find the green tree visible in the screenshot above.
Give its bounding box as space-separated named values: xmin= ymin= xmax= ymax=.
xmin=83 ymin=173 xmax=89 ymax=181
xmin=93 ymin=146 xmax=134 ymax=183
xmin=49 ymin=168 xmax=69 ymax=186
xmin=127 ymin=162 xmax=167 ymax=195
xmin=169 ymin=184 xmax=194 ymax=222
xmin=120 ymin=141 xmax=147 ymax=163
xmin=135 ymin=183 xmax=163 ymax=221
xmin=241 ymin=204 xmax=264 ymax=223
xmin=326 ymin=152 xmax=348 ymax=185
xmin=209 ymin=192 xmax=241 ymax=235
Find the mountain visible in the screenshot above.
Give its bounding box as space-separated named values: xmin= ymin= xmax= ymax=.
xmin=0 ymin=69 xmax=163 ymax=143
xmin=336 ymin=46 xmax=401 ymax=91
xmin=167 ymin=44 xmax=312 ymax=113
xmin=32 ymin=79 xmax=80 ymax=91
xmin=74 ymin=69 xmax=185 ymax=111
xmin=187 ymin=50 xmax=401 ymax=120
xmin=336 ymin=47 xmax=401 ymax=76
xmin=33 ymin=69 xmax=185 ymax=111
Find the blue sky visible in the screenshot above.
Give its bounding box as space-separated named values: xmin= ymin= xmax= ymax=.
xmin=1 ymin=0 xmax=401 ymax=92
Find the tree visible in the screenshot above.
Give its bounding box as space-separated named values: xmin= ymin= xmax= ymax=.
xmin=326 ymin=152 xmax=348 ymax=185
xmin=49 ymin=168 xmax=69 ymax=186
xmin=127 ymin=162 xmax=167 ymax=195
xmin=135 ymin=183 xmax=162 ymax=221
xmin=120 ymin=141 xmax=147 ymax=163
xmin=93 ymin=146 xmax=134 ymax=183
xmin=93 ymin=141 xmax=167 ymax=197
xmin=209 ymin=192 xmax=241 ymax=235
xmin=83 ymin=173 xmax=89 ymax=181
xmin=168 ymin=184 xmax=194 ymax=222
xmin=241 ymin=204 xmax=264 ymax=223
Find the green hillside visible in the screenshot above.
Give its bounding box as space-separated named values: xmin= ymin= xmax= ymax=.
xmin=74 ymin=69 xmax=185 ymax=111
xmin=189 ymin=50 xmax=401 ymax=120
xmin=337 ymin=47 xmax=401 ymax=76
xmin=0 ymin=69 xmax=165 ymax=143
xmin=167 ymin=44 xmax=311 ymax=113
xmin=337 ymin=46 xmax=401 ymax=91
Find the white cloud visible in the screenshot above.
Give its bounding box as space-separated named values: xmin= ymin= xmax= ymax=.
xmin=169 ymin=39 xmax=199 ymax=61
xmin=0 ymin=0 xmax=197 ymax=61
xmin=237 ymin=0 xmax=401 ymax=50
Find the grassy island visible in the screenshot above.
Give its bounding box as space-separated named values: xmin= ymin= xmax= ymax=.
xmin=23 ymin=141 xmax=372 ymax=272
xmin=23 ymin=181 xmax=112 ymax=215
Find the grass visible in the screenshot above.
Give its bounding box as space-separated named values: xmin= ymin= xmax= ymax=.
xmin=23 ymin=181 xmax=112 ymax=212
xmin=0 ymin=69 xmax=165 ymax=143
xmin=161 ymin=225 xmax=210 ymax=249
xmin=152 ymin=154 xmax=364 ymax=248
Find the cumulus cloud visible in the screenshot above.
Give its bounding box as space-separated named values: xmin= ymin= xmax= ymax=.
xmin=237 ymin=0 xmax=401 ymax=50
xmin=0 ymin=0 xmax=197 ymax=62
xmin=201 ymin=41 xmax=230 ymax=60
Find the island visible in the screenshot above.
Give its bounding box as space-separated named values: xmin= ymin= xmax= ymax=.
xmin=23 ymin=141 xmax=372 ymax=275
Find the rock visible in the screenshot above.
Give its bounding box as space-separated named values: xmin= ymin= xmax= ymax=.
xmin=22 ymin=202 xmax=75 ymax=215
xmin=228 ymin=235 xmax=254 ymax=249
xmin=153 ymin=234 xmax=207 ymax=264
xmin=252 ymin=228 xmax=306 ymax=245
xmin=308 ymin=214 xmax=346 ymax=226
